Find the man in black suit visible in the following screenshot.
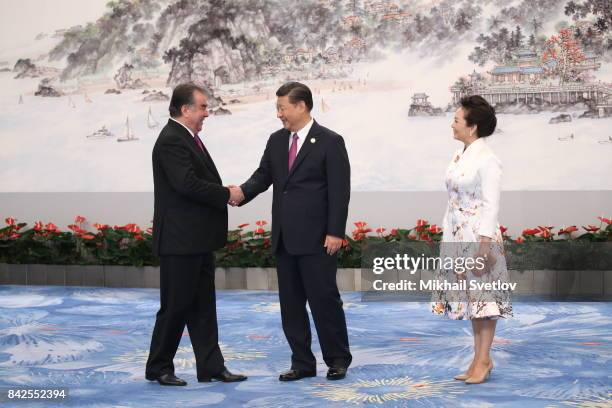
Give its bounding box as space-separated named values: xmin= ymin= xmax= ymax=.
xmin=231 ymin=82 xmax=352 ymax=381
xmin=145 ymin=83 xmax=247 ymax=386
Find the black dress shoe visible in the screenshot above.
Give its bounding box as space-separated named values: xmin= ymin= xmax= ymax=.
xmin=326 ymin=367 xmax=347 ymax=380
xmin=199 ymin=368 xmax=247 ymax=383
xmin=279 ymin=369 xmax=316 ymax=381
xmin=146 ymin=373 xmax=187 ymax=386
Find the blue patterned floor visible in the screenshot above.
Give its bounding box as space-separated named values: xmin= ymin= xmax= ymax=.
xmin=0 ymin=285 xmax=610 ymax=407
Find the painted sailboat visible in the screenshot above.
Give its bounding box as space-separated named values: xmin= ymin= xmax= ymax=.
xmin=146 ymin=106 xmax=159 ymax=129
xmin=117 ymin=116 xmax=138 ymax=142
xmin=598 ymin=136 xmax=612 ymax=144
xmin=321 ymin=98 xmax=330 ymax=113
xmin=86 ymin=126 xmax=114 ymax=139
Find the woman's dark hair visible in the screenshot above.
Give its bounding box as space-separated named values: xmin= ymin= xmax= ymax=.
xmin=169 ymin=83 xmax=205 ymax=118
xmin=276 ymin=81 xmax=313 ymax=111
xmin=459 ymin=95 xmax=497 ymax=137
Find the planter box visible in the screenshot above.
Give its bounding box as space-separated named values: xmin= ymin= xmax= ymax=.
xmin=0 ymin=263 xmax=9 ymax=284
xmin=0 ymin=264 xmax=610 ymax=298
xmin=226 ymin=267 xmax=247 ymax=289
xmin=82 ymin=265 xmax=104 ymax=287
xmin=144 ymin=266 xmax=160 ymax=288
xmin=46 ymin=265 xmax=66 ymax=286
xmin=5 ymin=264 xmax=27 ymax=285
xmin=27 ymin=264 xmax=47 ymax=285
xmin=246 ymin=267 xmax=272 ymax=290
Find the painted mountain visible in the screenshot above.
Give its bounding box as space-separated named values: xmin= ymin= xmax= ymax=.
xmin=0 ymin=0 xmax=610 ymax=191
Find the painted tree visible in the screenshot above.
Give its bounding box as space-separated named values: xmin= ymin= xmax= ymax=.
xmin=531 ymin=17 xmax=542 ymax=36
xmin=565 ymin=0 xmax=611 ymax=33
xmin=541 ymin=28 xmax=586 ymax=84
xmin=514 ymin=25 xmax=524 ymax=48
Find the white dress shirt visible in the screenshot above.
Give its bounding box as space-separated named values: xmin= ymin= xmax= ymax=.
xmin=170 ymin=117 xmax=195 ymax=138
xmin=288 ymin=117 xmax=314 ymax=153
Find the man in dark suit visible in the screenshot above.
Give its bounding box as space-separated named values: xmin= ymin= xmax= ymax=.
xmin=231 ymin=82 xmax=352 ymax=381
xmin=145 ymin=83 xmax=247 ymax=386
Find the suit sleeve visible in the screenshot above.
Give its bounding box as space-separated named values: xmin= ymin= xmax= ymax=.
xmin=239 ymin=136 xmax=274 ymax=205
xmin=478 ymin=155 xmax=502 ymax=238
xmin=326 ymin=135 xmax=351 ymax=238
xmin=157 ymin=139 xmax=230 ymax=210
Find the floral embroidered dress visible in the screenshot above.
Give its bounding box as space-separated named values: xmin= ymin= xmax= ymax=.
xmin=431 ymin=138 xmax=513 ymax=320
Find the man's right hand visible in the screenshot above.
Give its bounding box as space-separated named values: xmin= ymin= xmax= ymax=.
xmin=227 ymin=185 xmax=245 ymax=206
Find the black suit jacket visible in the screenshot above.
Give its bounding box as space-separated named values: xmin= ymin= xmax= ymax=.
xmin=240 ymin=120 xmax=350 ymax=255
xmin=152 ymin=119 xmax=230 ymax=256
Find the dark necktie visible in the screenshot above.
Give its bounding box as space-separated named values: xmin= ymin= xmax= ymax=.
xmin=288 ymin=133 xmax=299 ymax=170
xmin=194 ymin=133 xmax=205 ymax=152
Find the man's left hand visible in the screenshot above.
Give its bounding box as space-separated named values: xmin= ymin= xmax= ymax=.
xmin=324 ymin=235 xmax=343 ymax=255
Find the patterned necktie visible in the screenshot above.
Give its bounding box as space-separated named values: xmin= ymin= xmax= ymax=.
xmin=194 ymin=133 xmax=205 ymax=152
xmin=288 ymin=133 xmax=299 ymax=170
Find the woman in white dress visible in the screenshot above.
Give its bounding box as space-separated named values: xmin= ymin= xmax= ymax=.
xmin=431 ymin=95 xmax=512 ymax=384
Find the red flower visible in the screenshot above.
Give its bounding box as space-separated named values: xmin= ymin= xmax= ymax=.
xmin=390 ymin=228 xmax=398 ymax=237
xmin=407 ymin=234 xmax=417 ymax=240
xmin=522 ymin=228 xmax=540 ymax=236
xmin=558 ymin=226 xmax=577 ymax=235
xmin=255 ymin=220 xmax=267 ymax=226
xmin=342 ymin=239 xmax=349 ymax=247
xmin=354 ymin=221 xmax=367 ymax=229
xmin=74 ymin=215 xmax=86 ymax=225
xmin=375 ymin=227 xmax=386 ymax=235
xmin=540 ymin=229 xmax=552 ymax=239
xmin=419 ymin=233 xmax=431 ymax=242
xmin=94 ymin=223 xmax=110 ymax=231
xmin=34 ymin=221 xmax=44 ymax=231
xmin=500 ymin=225 xmax=508 ymax=235
xmin=597 ymin=216 xmax=612 ymax=225
xmin=428 ymin=225 xmax=442 ymax=234
xmin=352 ymin=231 xmax=366 ymax=241
xmin=134 ymin=234 xmax=144 ymax=241
xmin=237 ymin=223 xmax=250 ymax=229
xmin=5 ymin=217 xmax=15 ymax=226
xmin=582 ymin=225 xmax=600 ymax=233
xmin=516 ymin=237 xmax=525 ymax=244
xmin=45 ymin=223 xmax=58 ymax=232
xmin=255 ymin=227 xmax=265 ymax=234
xmin=81 ymin=234 xmax=95 ymax=240
xmin=415 ymin=219 xmax=428 ymax=232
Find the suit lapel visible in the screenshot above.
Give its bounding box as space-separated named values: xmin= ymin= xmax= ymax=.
xmin=199 ymin=144 xmax=222 ymax=183
xmin=286 ymin=120 xmax=320 ymax=179
xmin=278 ymin=129 xmax=291 ymax=182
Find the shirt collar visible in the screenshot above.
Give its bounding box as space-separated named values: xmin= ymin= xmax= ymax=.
xmin=456 ymin=137 xmax=486 ymax=162
xmin=292 ymin=117 xmax=314 ymax=140
xmin=170 ymin=117 xmax=195 ymax=138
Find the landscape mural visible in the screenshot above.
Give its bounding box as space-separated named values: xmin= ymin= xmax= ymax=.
xmin=0 ymin=0 xmax=610 ymax=191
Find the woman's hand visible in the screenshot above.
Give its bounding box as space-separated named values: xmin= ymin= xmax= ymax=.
xmin=472 ymin=236 xmax=495 ymax=276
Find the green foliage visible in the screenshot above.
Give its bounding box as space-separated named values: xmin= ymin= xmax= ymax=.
xmin=0 ymin=217 xmax=610 ymax=267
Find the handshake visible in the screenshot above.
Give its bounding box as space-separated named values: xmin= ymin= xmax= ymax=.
xmin=227 ymin=185 xmax=245 ymax=206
